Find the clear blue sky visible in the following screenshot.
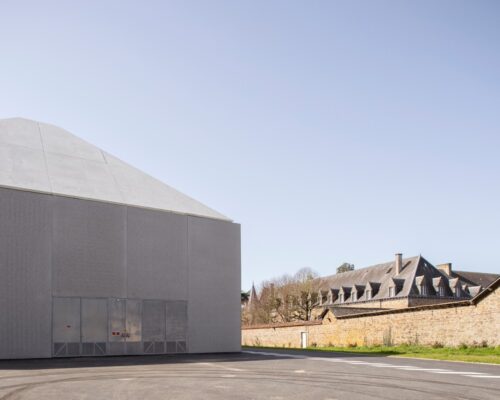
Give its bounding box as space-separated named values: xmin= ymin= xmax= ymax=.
xmin=1 ymin=1 xmax=499 ymax=290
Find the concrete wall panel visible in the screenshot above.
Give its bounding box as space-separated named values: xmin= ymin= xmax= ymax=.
xmin=0 ymin=144 xmax=51 ymax=193
xmin=0 ymin=188 xmax=52 ymax=359
xmin=45 ymin=153 xmax=124 ymax=204
xmin=187 ymin=217 xmax=241 ymax=353
xmin=0 ymin=185 xmax=241 ymax=359
xmin=127 ymin=208 xmax=188 ymax=300
xmin=52 ymin=196 xmax=127 ymax=298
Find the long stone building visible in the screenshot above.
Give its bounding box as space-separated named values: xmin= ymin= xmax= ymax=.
xmin=243 ymin=277 xmax=500 ymax=348
xmin=244 ymin=253 xmax=498 ymax=347
xmin=0 ymin=117 xmax=241 ymax=359
xmin=313 ymin=253 xmax=498 ymax=316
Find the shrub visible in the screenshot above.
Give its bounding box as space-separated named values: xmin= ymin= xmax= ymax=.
xmin=310 ymin=342 xmax=318 ymax=348
xmin=347 ymin=342 xmax=357 ymax=348
xmin=458 ymin=343 xmax=468 ymax=350
xmin=432 ymin=342 xmax=444 ymax=349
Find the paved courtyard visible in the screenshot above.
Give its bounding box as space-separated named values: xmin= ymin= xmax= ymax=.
xmin=0 ymin=349 xmax=499 ymax=399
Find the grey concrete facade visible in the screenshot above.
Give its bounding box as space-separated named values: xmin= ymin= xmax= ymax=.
xmin=0 ymin=187 xmax=241 ymax=359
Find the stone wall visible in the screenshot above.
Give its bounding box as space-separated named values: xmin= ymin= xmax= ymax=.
xmin=242 ymin=282 xmax=499 ymax=348
xmin=317 ymin=297 xmax=409 ymax=311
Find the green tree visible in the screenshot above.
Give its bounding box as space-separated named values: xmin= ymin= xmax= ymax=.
xmin=337 ymin=262 xmax=355 ymax=274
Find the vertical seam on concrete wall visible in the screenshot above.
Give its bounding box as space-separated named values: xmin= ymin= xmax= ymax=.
xmin=125 ymin=206 xmax=128 ymax=299
xmin=186 ymin=216 xmax=190 ymax=352
xmin=49 ymin=194 xmax=55 ymax=357
xmin=36 ymin=123 xmax=54 ymax=193
xmin=101 ymin=150 xmax=126 ymax=205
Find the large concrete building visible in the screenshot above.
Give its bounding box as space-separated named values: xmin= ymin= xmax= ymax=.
xmin=0 ymin=118 xmax=241 ymax=359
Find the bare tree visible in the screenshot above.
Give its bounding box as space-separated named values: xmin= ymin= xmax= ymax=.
xmin=244 ymin=267 xmax=320 ymax=325
xmin=293 ymin=267 xmax=319 ymax=321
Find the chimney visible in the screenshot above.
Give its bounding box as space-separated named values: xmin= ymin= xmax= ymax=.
xmin=395 ymin=253 xmax=403 ymax=275
xmin=436 ymin=263 xmax=452 ymax=276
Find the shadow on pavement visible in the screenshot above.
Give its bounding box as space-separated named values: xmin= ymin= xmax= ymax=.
xmin=244 ymin=347 xmax=399 ymax=357
xmin=0 ymin=348 xmax=396 ymax=371
xmin=0 ymin=351 xmax=298 ymax=371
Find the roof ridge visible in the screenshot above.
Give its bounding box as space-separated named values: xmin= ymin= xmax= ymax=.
xmin=455 ymin=270 xmax=499 ymax=276
xmin=320 ymin=255 xmax=420 ymax=281
xmin=0 ymin=118 xmax=231 ymax=221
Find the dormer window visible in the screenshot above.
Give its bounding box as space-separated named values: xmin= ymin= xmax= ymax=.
xmin=455 ymin=285 xmax=461 ymax=298
xmin=389 ymin=278 xmax=404 ymax=297
xmin=433 ymin=277 xmax=445 ymax=297
xmin=419 ymin=285 xmax=427 ymax=296
xmin=339 ymin=293 xmax=344 ymax=303
xmin=351 ymin=291 xmax=357 ymax=301
xmin=366 ymin=289 xmax=372 ymax=300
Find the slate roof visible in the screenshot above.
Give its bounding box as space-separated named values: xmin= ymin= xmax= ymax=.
xmin=322 ymin=307 xmax=389 ymax=318
xmin=452 ymin=271 xmax=499 ymax=288
xmin=316 ymin=255 xmax=497 ymax=306
xmin=318 ymin=256 xmax=422 ymax=303
xmin=0 ymin=118 xmax=230 ymax=221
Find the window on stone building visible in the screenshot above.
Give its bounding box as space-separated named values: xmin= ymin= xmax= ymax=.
xmin=419 ymin=285 xmax=427 ymax=296
xmin=438 ymin=286 xmax=446 ymax=297
xmin=339 ymin=293 xmax=344 ymax=303
xmin=389 ymin=286 xmax=395 ymax=297
xmin=455 ymin=286 xmax=461 ymax=298
xmin=366 ymin=290 xmax=372 ymax=300
xmin=351 ymin=291 xmax=357 ymax=301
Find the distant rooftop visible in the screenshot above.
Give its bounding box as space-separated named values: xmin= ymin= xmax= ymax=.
xmin=0 ymin=118 xmax=230 ymax=221
xmin=317 ymin=254 xmax=499 ymax=305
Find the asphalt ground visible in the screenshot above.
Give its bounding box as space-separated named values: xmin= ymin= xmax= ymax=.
xmin=0 ymin=348 xmax=498 ymax=399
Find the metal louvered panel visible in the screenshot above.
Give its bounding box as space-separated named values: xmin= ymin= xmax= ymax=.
xmin=82 ymin=343 xmax=94 ymax=355
xmin=166 ymin=301 xmax=187 ymax=341
xmin=53 ymin=297 xmax=81 ymax=344
xmin=176 ymin=341 xmax=187 ymax=353
xmin=108 ymin=298 xmax=125 ymax=343
xmin=143 ymin=300 xmax=166 ymax=341
xmin=126 ymin=342 xmax=142 ymax=355
xmin=166 ymin=341 xmax=176 ymax=353
xmin=82 ymin=298 xmax=107 ymax=343
xmin=53 ymin=343 xmax=66 ymax=357
xmin=51 ymin=296 xmax=190 ymax=357
xmin=109 ymin=342 xmax=125 ymax=355
xmin=126 ymin=299 xmax=142 ymax=342
xmin=143 ymin=341 xmax=154 ymax=354
xmin=154 ymin=342 xmax=165 ymax=354
xmin=66 ymin=343 xmax=80 ymax=356
xmin=95 ymin=343 xmax=106 ymax=355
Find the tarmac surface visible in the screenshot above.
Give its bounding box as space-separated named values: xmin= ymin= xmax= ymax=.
xmin=0 ymin=348 xmax=499 ymax=399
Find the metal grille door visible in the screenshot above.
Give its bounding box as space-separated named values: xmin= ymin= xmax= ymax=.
xmin=52 ymin=297 xmax=81 ymax=357
xmin=142 ymin=300 xmax=166 ymax=354
xmin=125 ymin=299 xmax=142 ymax=354
xmin=81 ymin=298 xmax=107 ymax=356
xmin=53 ymin=297 xmax=185 ymax=357
xmin=108 ymin=298 xmax=143 ymax=355
xmin=108 ymin=298 xmax=126 ymax=355
xmin=166 ymin=301 xmax=187 ymax=353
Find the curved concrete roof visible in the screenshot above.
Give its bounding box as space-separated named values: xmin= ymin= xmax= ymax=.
xmin=0 ymin=118 xmax=230 ymax=221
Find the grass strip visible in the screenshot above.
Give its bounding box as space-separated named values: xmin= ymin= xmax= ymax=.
xmin=242 ymin=345 xmax=500 ymax=364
